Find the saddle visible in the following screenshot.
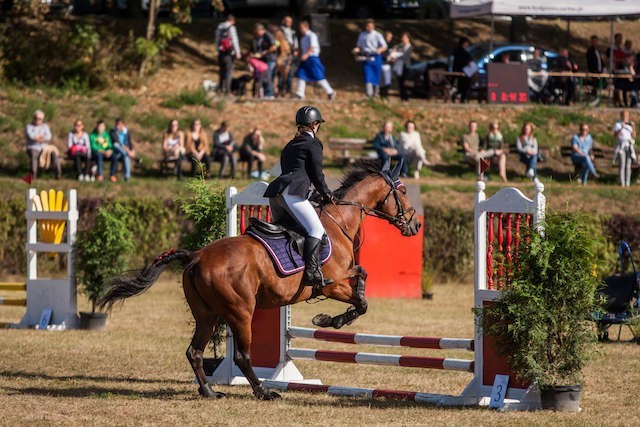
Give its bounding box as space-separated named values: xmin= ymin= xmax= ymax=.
xmin=245 ymin=217 xmax=331 ymax=276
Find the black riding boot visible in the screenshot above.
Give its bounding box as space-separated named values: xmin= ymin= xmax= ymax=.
xmin=302 ymin=236 xmax=333 ymax=287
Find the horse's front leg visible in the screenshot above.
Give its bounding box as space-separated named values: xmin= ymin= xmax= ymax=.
xmin=312 ymin=265 xmax=368 ymax=329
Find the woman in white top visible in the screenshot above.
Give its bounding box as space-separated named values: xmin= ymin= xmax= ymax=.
xmin=399 ymin=120 xmax=429 ymax=179
xmin=67 ymin=119 xmax=92 ymax=181
xmin=516 ymin=122 xmax=538 ymax=179
xmin=163 ymin=119 xmax=185 ymax=179
xmin=614 ymin=109 xmax=636 ymax=187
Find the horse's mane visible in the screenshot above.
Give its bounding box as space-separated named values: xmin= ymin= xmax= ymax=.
xmin=333 ymin=160 xmax=383 ymax=200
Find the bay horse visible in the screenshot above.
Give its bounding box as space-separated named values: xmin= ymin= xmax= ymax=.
xmin=99 ymin=160 xmax=421 ymax=400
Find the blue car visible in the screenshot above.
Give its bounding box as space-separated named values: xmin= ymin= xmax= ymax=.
xmin=407 ymin=43 xmax=559 ymax=100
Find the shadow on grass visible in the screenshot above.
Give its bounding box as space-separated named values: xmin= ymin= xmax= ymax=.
xmin=0 ymin=370 xmax=192 ymax=385
xmin=2 ymin=385 xmax=189 ymax=400
xmin=280 ymin=394 xmax=484 ymax=411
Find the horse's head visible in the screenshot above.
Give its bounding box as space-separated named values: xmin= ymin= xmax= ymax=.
xmin=376 ymin=159 xmax=422 ymax=237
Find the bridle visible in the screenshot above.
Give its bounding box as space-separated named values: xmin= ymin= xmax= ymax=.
xmin=322 ymin=173 xmax=416 ymax=245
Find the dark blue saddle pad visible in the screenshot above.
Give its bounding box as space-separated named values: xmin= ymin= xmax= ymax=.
xmin=246 ymin=231 xmax=332 ymax=276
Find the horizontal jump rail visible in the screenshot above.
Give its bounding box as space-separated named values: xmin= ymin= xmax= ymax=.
xmin=287 ymin=348 xmax=474 ymax=372
xmin=262 ymin=380 xmax=469 ymax=406
xmin=0 ymin=297 xmax=27 ymax=306
xmin=289 ymin=326 xmax=474 ymax=351
xmin=0 ymin=283 xmax=26 ymax=292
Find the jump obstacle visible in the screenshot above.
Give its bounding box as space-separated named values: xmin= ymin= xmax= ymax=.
xmin=0 ymin=189 xmax=78 ymax=328
xmin=206 ymin=180 xmax=546 ymax=409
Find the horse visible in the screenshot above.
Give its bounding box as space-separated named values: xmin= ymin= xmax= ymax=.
xmin=99 ymin=160 xmax=421 ymax=400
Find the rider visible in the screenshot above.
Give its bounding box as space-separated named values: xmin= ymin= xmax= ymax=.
xmin=264 ymin=106 xmax=335 ymax=288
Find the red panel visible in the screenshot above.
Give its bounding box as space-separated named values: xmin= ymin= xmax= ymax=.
xmin=481 ymin=301 xmax=529 ymax=389
xmin=250 ymin=308 xmax=281 ymax=368
xmin=356 ymin=215 xmax=423 ymax=298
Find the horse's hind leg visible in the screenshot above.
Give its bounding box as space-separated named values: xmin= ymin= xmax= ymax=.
xmin=313 ymin=265 xmax=369 ymax=329
xmin=231 ymin=318 xmax=281 ymax=400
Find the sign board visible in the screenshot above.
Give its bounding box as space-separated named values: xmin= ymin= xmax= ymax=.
xmin=489 ymin=374 xmax=510 ymax=409
xmin=487 ymin=63 xmax=528 ymax=104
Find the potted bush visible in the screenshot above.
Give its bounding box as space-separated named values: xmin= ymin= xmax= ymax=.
xmin=74 ymin=204 xmax=134 ymax=330
xmin=479 ymin=214 xmax=600 ymax=412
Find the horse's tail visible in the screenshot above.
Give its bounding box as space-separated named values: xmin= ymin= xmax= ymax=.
xmin=98 ymin=249 xmax=193 ymax=312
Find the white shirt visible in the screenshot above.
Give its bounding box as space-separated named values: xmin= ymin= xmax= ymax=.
xmin=356 ymin=30 xmax=387 ymax=55
xmin=400 ymin=131 xmax=425 ymax=157
xmin=281 ymin=25 xmax=298 ymax=50
xmin=614 ymin=121 xmax=634 ymax=144
xmin=300 ymin=30 xmax=320 ymax=57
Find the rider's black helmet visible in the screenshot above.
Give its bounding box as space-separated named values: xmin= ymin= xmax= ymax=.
xmin=295 ymin=106 xmax=325 ymax=127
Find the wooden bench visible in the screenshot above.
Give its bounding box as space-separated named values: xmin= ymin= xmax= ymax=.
xmin=327 ymin=138 xmax=377 ymax=166
xmin=560 ymin=145 xmax=611 ymax=171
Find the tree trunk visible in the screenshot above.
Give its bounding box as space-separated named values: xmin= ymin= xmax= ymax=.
xmin=139 ymin=0 xmax=158 ymax=78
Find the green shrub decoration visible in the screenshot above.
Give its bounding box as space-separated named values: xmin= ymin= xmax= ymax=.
xmin=479 ymin=214 xmax=600 ymax=387
xmin=74 ymin=204 xmax=135 ymax=312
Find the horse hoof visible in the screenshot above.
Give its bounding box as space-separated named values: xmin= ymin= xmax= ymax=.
xmin=312 ymin=313 xmax=332 ymax=328
xmin=255 ymin=389 xmax=281 ymax=400
xmin=199 ymin=385 xmax=225 ymax=399
xmin=331 ymin=317 xmax=346 ymax=329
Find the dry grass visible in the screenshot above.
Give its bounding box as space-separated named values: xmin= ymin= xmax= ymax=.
xmin=1 ymin=276 xmax=639 ymax=426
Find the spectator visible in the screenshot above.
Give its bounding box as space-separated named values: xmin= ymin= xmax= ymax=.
xmin=25 ymin=110 xmax=62 ymax=180
xmin=373 ymin=120 xmax=408 ymax=177
xmin=213 ymin=121 xmax=237 ymax=179
xmin=380 ymin=31 xmax=394 ymax=98
xmin=607 ymin=32 xmax=626 ymax=71
xmin=280 ymin=16 xmax=298 ymax=95
xmin=89 ymin=119 xmax=115 ymax=182
xmin=352 ymin=19 xmax=387 ymax=98
xmin=252 ymin=23 xmax=277 ymax=99
xmin=484 ymin=121 xmax=508 ymax=183
xmin=557 ymin=48 xmax=578 ymax=105
xmin=527 ymin=49 xmax=548 ymax=101
xmin=295 ymin=20 xmax=335 ymax=101
xmin=613 ymin=110 xmax=636 ymax=187
xmin=389 ymin=32 xmax=413 ymax=102
xmin=586 ymin=35 xmax=605 ymax=97
xmin=618 ymin=55 xmax=639 ymax=108
xmin=185 ymin=119 xmax=211 ymax=178
xmin=215 ymin=14 xmax=241 ymax=96
xmin=571 ymin=123 xmax=598 ymax=186
xmin=67 ymin=119 xmax=91 ymax=181
xmin=452 ymin=37 xmax=474 ymax=103
xmin=516 ymin=122 xmax=538 ymax=179
xmin=399 ymin=120 xmax=429 ymax=179
xmin=163 ymin=119 xmax=185 ymax=180
xmin=245 ymin=51 xmax=270 ymax=98
xmin=240 ymin=127 xmax=267 ymax=179
xmin=110 ymin=118 xmax=135 ymax=182
xmin=274 ymin=28 xmax=293 ymax=97
xmin=461 ymin=120 xmax=492 ymax=180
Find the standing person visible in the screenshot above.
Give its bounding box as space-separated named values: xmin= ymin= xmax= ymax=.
xmin=614 ymin=110 xmax=636 ymax=187
xmin=379 ymin=31 xmax=394 ymax=98
xmin=252 ymin=23 xmax=277 ymax=99
xmin=390 ymin=32 xmax=413 ymax=102
xmin=399 ymin=120 xmax=428 ymax=179
xmin=557 ymin=48 xmax=578 ymax=105
xmin=373 ymin=120 xmax=408 ymax=177
xmin=516 ymin=122 xmax=539 ymax=179
xmin=484 ymin=121 xmax=508 ymax=183
xmin=571 ymin=123 xmax=598 ymax=185
xmin=274 ymin=28 xmax=292 ymax=97
xmin=25 ymin=110 xmax=62 ymax=180
xmin=452 ymin=37 xmax=473 ymax=103
xmin=215 ymin=14 xmax=241 ymax=96
xmin=110 ymin=118 xmax=135 ymax=182
xmin=280 ymin=15 xmax=298 ymax=96
xmin=213 ymin=121 xmax=237 ymax=179
xmin=185 ymin=119 xmax=211 ymax=178
xmin=263 ymin=106 xmax=335 ymax=288
xmin=163 ymin=119 xmax=185 ymax=180
xmin=89 ymin=119 xmax=115 ymax=182
xmin=67 ymin=119 xmax=91 ymax=181
xmin=240 ymin=127 xmax=267 ymax=179
xmin=586 ymin=35 xmax=605 ymax=97
xmin=295 ymin=20 xmax=336 ymax=101
xmin=352 ymin=19 xmax=387 ymax=98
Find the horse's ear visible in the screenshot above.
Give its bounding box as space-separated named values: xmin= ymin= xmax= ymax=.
xmin=390 ymin=159 xmax=403 ymax=179
xmin=381 ymin=157 xmax=390 ymax=172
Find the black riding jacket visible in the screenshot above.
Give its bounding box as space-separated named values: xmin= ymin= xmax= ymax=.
xmin=264 ymin=132 xmax=331 ymax=198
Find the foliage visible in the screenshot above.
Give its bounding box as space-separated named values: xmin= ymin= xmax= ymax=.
xmin=178 ymin=178 xmax=228 ymax=355
xmin=478 ymin=214 xmax=600 ymax=387
xmin=161 ymin=89 xmax=210 ymax=109
xmin=423 ymin=205 xmax=474 ymax=281
xmin=136 ymin=23 xmax=182 ymax=77
xmin=74 ymin=204 xmax=135 ymax=312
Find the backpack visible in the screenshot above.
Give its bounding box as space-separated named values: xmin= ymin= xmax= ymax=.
xmin=218 ymin=25 xmax=233 ymax=53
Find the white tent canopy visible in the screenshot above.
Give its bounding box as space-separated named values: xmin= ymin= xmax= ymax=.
xmin=450 ymin=0 xmax=640 ymax=19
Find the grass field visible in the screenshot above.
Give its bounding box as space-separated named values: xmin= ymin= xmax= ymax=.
xmin=1 ymin=277 xmax=639 ymax=426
